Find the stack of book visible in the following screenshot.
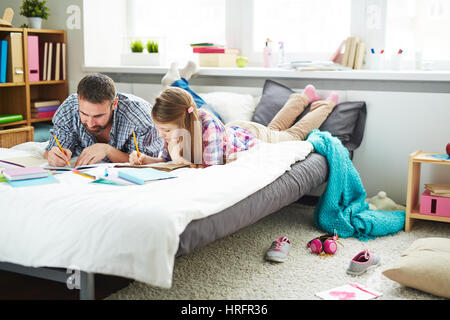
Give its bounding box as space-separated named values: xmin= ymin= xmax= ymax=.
xmin=191 ymin=43 xmax=240 ymax=67
xmin=425 ymin=184 xmax=450 ymax=198
xmin=3 ymin=166 xmax=48 ymax=181
xmin=339 ymin=36 xmax=366 ymax=70
xmin=31 ymin=99 xmax=60 ymax=119
xmin=2 ymin=166 xmax=57 ymax=187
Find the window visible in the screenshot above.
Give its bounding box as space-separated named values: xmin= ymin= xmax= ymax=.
xmin=253 ymin=0 xmax=351 ymax=59
xmin=83 ymin=0 xmax=450 ymax=70
xmin=128 ymin=0 xmax=226 ymax=65
xmin=385 ymin=0 xmax=450 ymax=66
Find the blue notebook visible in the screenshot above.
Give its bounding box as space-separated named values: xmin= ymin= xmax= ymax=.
xmin=0 ymin=40 xmax=8 ymax=83
xmin=118 ymin=168 xmax=176 ymax=185
xmin=7 ymin=174 xmax=58 ymax=187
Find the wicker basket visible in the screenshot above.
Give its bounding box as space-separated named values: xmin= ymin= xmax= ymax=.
xmin=0 ymin=126 xmax=34 ymax=148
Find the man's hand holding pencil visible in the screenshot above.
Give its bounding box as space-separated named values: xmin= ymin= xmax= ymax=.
xmin=47 ymin=145 xmax=72 ymax=167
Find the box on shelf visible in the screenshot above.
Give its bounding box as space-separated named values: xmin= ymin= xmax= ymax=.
xmin=419 ymin=190 xmax=450 ymax=218
xmin=198 ymin=53 xmax=237 ymax=67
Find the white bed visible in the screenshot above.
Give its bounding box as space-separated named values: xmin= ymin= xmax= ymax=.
xmin=0 ymin=140 xmax=313 ymax=289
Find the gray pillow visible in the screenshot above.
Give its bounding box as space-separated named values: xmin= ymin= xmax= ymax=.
xmin=252 ymin=80 xmax=366 ymax=151
xmin=252 ymin=80 xmax=294 ymax=125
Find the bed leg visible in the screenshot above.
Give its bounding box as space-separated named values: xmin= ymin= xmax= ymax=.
xmin=79 ymin=272 xmax=95 ymax=300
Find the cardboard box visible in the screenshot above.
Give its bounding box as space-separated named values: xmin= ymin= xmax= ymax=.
xmin=198 ymin=53 xmax=237 ymax=67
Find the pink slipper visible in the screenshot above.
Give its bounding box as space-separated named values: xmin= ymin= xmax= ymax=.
xmin=303 ymin=84 xmax=321 ymax=103
xmin=326 ymin=92 xmax=339 ymax=105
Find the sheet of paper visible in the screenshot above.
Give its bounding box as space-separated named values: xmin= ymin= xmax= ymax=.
xmin=315 ymin=283 xmax=382 ymax=300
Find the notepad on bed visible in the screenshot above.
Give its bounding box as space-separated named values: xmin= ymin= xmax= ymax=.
xmin=114 ymin=162 xmax=189 ymax=172
xmin=3 ymin=166 xmax=48 ymax=181
xmin=117 ymin=168 xmax=176 ymax=185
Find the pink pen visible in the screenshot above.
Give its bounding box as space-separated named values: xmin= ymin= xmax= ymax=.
xmin=349 ymin=283 xmax=379 ymax=297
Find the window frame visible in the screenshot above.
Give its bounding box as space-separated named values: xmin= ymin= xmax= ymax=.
xmin=84 ymin=0 xmax=450 ymax=70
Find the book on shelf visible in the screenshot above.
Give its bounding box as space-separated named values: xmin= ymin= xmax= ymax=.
xmin=425 ymin=184 xmax=450 ymax=197
xmin=31 ymin=105 xmax=59 ymax=113
xmin=46 ymin=42 xmax=52 ymax=81
xmin=31 ymin=110 xmax=56 ymax=119
xmin=340 ymin=36 xmax=365 ymax=69
xmin=0 ymin=114 xmax=23 ymax=124
xmin=193 ymin=47 xmax=226 ymax=53
xmin=347 ymin=37 xmax=360 ymax=68
xmin=353 ymin=41 xmax=366 ymax=70
xmin=62 ymin=43 xmax=66 ymax=80
xmin=190 ymin=42 xmax=216 ymax=47
xmin=340 ymin=36 xmax=352 ymax=67
xmin=27 ymin=35 xmax=40 ymax=82
xmin=39 ymin=41 xmax=66 ymax=81
xmin=6 ymin=32 xmax=24 ymax=83
xmin=0 ymin=40 xmax=7 ymax=83
xmin=31 ymin=100 xmax=61 ymax=108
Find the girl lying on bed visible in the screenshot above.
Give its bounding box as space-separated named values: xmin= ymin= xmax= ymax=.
xmin=129 ymin=65 xmax=339 ymax=168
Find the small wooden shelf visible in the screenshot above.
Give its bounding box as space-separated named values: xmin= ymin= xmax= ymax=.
xmin=29 ymin=80 xmax=66 ymax=86
xmin=0 ymin=27 xmax=23 ymax=33
xmin=0 ymin=28 xmax=68 ymax=147
xmin=30 ymin=118 xmax=53 ymax=123
xmin=405 ymin=149 xmax=450 ymax=231
xmin=0 ymin=82 xmax=26 ymax=87
xmin=0 ymin=120 xmax=28 ymax=128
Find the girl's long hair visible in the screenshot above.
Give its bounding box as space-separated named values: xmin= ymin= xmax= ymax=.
xmin=152 ymin=87 xmax=203 ymax=164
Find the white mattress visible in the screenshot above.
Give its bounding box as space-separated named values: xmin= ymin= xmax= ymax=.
xmin=0 ymin=141 xmax=313 ymax=288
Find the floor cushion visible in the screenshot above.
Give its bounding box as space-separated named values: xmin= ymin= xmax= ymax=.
xmin=382 ymin=237 xmax=450 ymax=298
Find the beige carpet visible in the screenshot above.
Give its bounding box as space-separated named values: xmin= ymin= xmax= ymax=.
xmin=107 ymin=203 xmax=449 ymax=300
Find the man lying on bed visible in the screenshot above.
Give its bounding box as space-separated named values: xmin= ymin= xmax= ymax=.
xmin=44 ymin=73 xmax=164 ymax=167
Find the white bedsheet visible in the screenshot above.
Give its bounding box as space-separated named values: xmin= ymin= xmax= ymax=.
xmin=0 ymin=140 xmax=313 ymax=288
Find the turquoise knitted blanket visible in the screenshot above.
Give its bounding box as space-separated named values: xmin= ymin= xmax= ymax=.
xmin=306 ymin=130 xmax=405 ymax=241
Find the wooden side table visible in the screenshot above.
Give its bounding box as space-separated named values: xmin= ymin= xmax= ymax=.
xmin=405 ymin=150 xmax=450 ymax=231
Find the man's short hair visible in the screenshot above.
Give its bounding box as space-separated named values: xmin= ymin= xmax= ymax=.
xmin=77 ymin=73 xmax=116 ymax=104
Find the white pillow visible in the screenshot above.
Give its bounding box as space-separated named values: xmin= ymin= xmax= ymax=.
xmin=199 ymin=92 xmax=257 ymax=124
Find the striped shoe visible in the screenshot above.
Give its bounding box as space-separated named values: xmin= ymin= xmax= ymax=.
xmin=265 ymin=236 xmax=292 ymax=263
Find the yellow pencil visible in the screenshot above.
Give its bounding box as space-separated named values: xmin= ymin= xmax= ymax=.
xmin=132 ymin=131 xmax=141 ymax=158
xmin=53 ymin=135 xmax=70 ymax=166
xmin=73 ymin=170 xmax=96 ymax=179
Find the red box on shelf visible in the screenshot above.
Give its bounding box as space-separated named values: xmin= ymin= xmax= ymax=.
xmin=419 ymin=190 xmax=450 ymax=218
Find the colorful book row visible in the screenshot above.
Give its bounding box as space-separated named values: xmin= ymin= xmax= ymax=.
xmin=28 ymin=36 xmax=66 ymax=82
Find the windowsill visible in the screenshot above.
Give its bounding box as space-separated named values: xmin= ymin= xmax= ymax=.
xmin=83 ymin=65 xmax=450 ymax=82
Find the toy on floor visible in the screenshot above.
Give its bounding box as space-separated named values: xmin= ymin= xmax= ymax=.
xmin=366 ymin=191 xmax=406 ymax=211
xmin=307 ymin=232 xmax=344 ymax=258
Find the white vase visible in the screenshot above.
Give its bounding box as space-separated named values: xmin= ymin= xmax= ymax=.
xmin=28 ymin=17 xmax=42 ymax=29
xmin=120 ymin=53 xmax=161 ymax=66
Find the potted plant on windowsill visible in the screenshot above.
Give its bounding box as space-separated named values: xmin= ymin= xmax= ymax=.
xmin=20 ymin=0 xmax=50 ymax=29
xmin=146 ymin=40 xmax=160 ymax=65
xmin=120 ymin=39 xmax=161 ymax=66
